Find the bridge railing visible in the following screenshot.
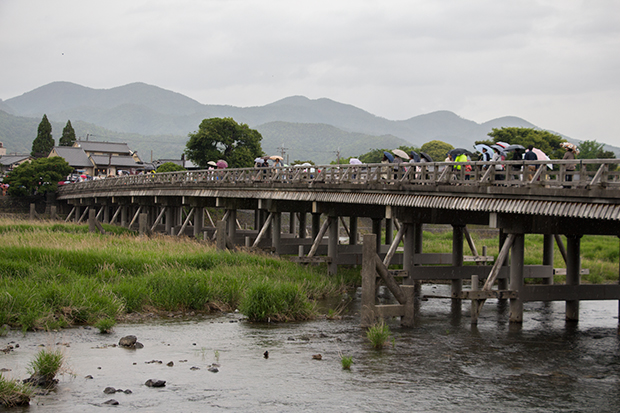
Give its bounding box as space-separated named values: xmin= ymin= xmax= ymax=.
xmin=57 ymin=158 xmax=620 ymax=195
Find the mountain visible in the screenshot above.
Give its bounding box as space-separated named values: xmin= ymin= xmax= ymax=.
xmin=3 ymin=81 xmax=618 ymax=163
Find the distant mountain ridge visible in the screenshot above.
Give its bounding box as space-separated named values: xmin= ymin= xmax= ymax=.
xmin=2 ymin=81 xmax=617 ymax=163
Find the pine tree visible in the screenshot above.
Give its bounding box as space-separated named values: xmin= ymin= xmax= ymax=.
xmin=31 ymin=114 xmax=54 ymax=158
xmin=59 ymin=120 xmax=76 ymax=146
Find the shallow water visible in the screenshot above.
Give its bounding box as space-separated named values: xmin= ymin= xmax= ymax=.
xmin=2 ymin=285 xmax=620 ymax=412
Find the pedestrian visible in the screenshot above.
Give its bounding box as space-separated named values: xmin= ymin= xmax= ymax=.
xmin=524 ymin=145 xmax=538 ymax=181
xmin=563 ymin=146 xmax=576 ymax=187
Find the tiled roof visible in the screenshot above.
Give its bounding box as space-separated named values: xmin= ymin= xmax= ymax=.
xmin=0 ymin=154 xmax=31 ymax=166
xmin=90 ymin=154 xmax=140 ymax=167
xmin=50 ymin=147 xmax=92 ymax=167
xmin=74 ymin=141 xmax=132 ymax=155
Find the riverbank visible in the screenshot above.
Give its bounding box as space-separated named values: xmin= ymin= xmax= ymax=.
xmin=0 ymin=218 xmax=349 ymax=331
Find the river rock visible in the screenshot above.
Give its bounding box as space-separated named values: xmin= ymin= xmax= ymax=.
xmin=145 ymin=379 xmax=166 ymax=388
xmin=103 ymin=387 xmax=117 ymax=394
xmin=119 ymin=335 xmax=137 ymax=347
xmin=103 ymin=399 xmax=119 ymax=405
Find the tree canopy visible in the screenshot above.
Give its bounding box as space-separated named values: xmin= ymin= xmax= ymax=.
xmin=484 ymin=127 xmax=565 ymax=159
xmin=4 ymin=157 xmax=73 ymax=197
xmin=156 ymin=162 xmax=186 ymax=173
xmin=185 ymin=118 xmax=263 ymax=168
xmin=31 ymin=114 xmax=54 ymax=158
xmin=420 ymin=140 xmax=454 ymax=162
xmin=59 ymin=120 xmax=76 ymax=146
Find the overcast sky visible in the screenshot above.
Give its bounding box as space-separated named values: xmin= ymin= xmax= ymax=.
xmin=1 ymin=0 xmax=619 ymax=145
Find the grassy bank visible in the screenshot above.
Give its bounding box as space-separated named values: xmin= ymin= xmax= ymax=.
xmin=0 ymin=219 xmax=346 ymax=331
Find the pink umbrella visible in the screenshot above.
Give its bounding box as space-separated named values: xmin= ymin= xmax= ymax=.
xmin=532 ymin=148 xmax=553 ymax=169
xmin=495 ymin=141 xmax=509 ymax=148
xmin=216 ymin=159 xmax=228 ymax=169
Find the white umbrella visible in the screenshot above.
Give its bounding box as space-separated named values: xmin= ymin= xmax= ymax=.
xmin=392 ymin=149 xmax=409 ymax=160
xmin=349 ymin=158 xmax=362 ymax=165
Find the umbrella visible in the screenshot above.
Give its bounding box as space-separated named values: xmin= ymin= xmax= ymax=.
xmin=80 ymin=174 xmax=87 ymax=179
xmin=490 ymin=144 xmax=507 ymax=155
xmin=382 ymin=151 xmax=394 ymax=163
xmin=495 ymin=141 xmax=510 ymax=148
xmin=420 ymin=152 xmax=433 ymax=162
xmin=531 ymin=148 xmax=553 ymax=169
xmin=207 ymin=161 xmax=217 ymax=167
xmin=561 ymin=142 xmax=580 ymax=155
xmin=409 ymin=151 xmax=421 ymax=162
xmin=474 ymin=144 xmax=493 ymax=154
xmin=270 ymin=155 xmax=283 ymax=161
xmin=216 ymin=159 xmax=228 ymax=169
xmin=392 ymin=149 xmax=409 ymax=160
xmin=349 ymin=158 xmax=362 ymax=165
xmin=447 ymin=148 xmax=473 ymax=158
xmin=504 ymin=144 xmax=525 ymax=152
xmin=254 ymin=157 xmax=264 ymax=163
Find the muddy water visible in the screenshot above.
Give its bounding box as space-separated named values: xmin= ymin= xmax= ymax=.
xmin=2 ymin=284 xmax=620 ymax=412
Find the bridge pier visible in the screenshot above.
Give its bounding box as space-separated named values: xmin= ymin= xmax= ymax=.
xmin=452 ymin=225 xmax=464 ymax=316
xmin=349 ymin=216 xmax=358 ymax=245
xmin=509 ymin=233 xmax=525 ymax=323
xmin=328 ymin=215 xmax=338 ymax=275
xmin=298 ymin=212 xmax=307 ymax=238
xmin=272 ymin=212 xmax=281 ymax=254
xmin=566 ymin=235 xmax=582 ymax=321
xmin=543 ymin=234 xmax=554 ymax=285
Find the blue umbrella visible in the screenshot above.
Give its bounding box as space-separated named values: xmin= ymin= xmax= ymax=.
xmin=410 ymin=151 xmax=421 ymax=162
xmin=474 ymin=144 xmax=493 ymax=154
xmin=383 ymin=151 xmax=394 ymax=163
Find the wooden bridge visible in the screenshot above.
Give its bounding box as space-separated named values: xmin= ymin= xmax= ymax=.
xmin=54 ymin=158 xmax=620 ymax=327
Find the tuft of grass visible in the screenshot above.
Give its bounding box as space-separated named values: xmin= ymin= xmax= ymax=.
xmin=94 ymin=317 xmax=116 ymax=333
xmin=0 ymin=374 xmax=33 ymax=407
xmin=239 ymin=280 xmax=315 ymax=322
xmin=366 ymin=320 xmax=392 ymax=349
xmin=340 ymin=355 xmax=353 ymax=370
xmin=27 ymin=347 xmax=65 ymax=385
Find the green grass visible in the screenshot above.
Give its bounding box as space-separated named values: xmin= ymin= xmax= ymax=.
xmin=27 ymin=347 xmax=65 ymax=384
xmin=340 ymin=355 xmax=353 ymax=370
xmin=0 ymin=374 xmax=32 ymax=407
xmin=366 ymin=320 xmax=392 ymax=349
xmin=94 ymin=317 xmax=116 ymax=333
xmin=0 ymin=218 xmax=345 ymax=330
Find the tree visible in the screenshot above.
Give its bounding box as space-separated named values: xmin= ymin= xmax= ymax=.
xmin=31 ymin=114 xmax=55 ymax=158
xmin=156 ymin=162 xmax=186 ymax=173
xmin=487 ymin=127 xmax=565 ymax=159
xmin=4 ymin=157 xmax=73 ymax=197
xmin=420 ymin=140 xmax=454 ymax=162
xmin=185 ymin=118 xmax=263 ymax=168
xmin=577 ymin=140 xmax=616 ymax=171
xmin=59 ymin=120 xmax=76 ymax=146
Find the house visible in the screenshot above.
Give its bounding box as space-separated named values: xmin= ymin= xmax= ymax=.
xmin=49 ymin=140 xmax=147 ymax=177
xmin=0 ymin=154 xmax=33 ymax=175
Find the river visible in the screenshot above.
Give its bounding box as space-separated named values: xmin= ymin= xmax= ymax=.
xmin=1 ymin=284 xmax=619 ymax=412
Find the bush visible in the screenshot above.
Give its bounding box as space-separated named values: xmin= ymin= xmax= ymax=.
xmin=26 ymin=347 xmax=65 ymax=387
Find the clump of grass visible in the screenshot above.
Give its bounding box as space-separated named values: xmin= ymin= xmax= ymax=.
xmin=25 ymin=347 xmax=66 ymax=387
xmin=0 ymin=374 xmax=33 ymax=407
xmin=94 ymin=317 xmax=116 ymax=333
xmin=340 ymin=355 xmax=353 ymax=370
xmin=366 ymin=320 xmax=392 ymax=349
xmin=239 ymin=280 xmax=314 ymax=322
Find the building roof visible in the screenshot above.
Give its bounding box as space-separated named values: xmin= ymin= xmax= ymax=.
xmin=0 ymin=154 xmax=32 ymax=166
xmin=74 ymin=140 xmax=133 ymax=155
xmin=51 ymin=147 xmax=92 ymax=167
xmin=90 ymin=154 xmax=141 ymax=168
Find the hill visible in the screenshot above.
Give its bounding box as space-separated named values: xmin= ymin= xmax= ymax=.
xmin=3 ymin=81 xmax=619 ymax=162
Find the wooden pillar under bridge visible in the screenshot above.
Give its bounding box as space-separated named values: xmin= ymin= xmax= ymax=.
xmin=272 ymin=212 xmax=281 ymax=254
xmin=403 ymin=222 xmax=414 ymax=285
xmin=413 ymin=223 xmax=423 ymax=296
xmin=194 ymin=207 xmax=204 ymax=238
xmin=385 ymin=218 xmax=394 ymax=245
xmin=372 ymin=218 xmax=382 ymax=253
xmin=361 ymin=234 xmax=378 ymax=327
xmin=120 ymin=206 xmax=128 ymax=228
xmin=509 ymin=233 xmax=525 ymax=323
xmin=103 ymin=205 xmax=110 ymax=223
xmin=75 ymin=205 xmax=81 ymax=224
xmin=289 ymin=212 xmax=296 ymax=235
xmin=227 ymin=209 xmax=237 ymax=241
xmin=328 ymin=215 xmax=339 ymax=275
xmin=349 ymin=216 xmax=358 ymax=245
xmin=311 ymin=212 xmax=321 ymax=239
xmin=298 ymin=212 xmax=307 ymax=239
xmin=452 ymin=225 xmax=464 ymax=311
xmin=543 ymin=234 xmax=554 ymax=285
xmin=566 ymin=235 xmax=582 ymax=321
xmin=165 ymin=207 xmax=174 ymax=235
xmin=254 ymin=208 xmax=261 ymax=231
xmin=497 ymin=229 xmax=509 ymax=294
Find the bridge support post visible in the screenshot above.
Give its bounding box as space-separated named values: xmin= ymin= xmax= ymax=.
xmin=566 ymin=234 xmax=582 ymax=321
xmin=103 ymin=205 xmax=110 ymax=223
xmin=349 ymin=216 xmax=358 ymax=245
xmin=165 ymin=207 xmax=174 ymax=235
xmin=328 ymin=215 xmax=338 ymax=275
xmin=372 ymin=218 xmax=382 ymax=253
xmin=216 ymin=220 xmax=227 ymax=250
xmin=139 ymin=213 xmax=148 ymax=236
xmin=361 ymin=234 xmax=378 ymax=327
xmin=88 ymin=209 xmax=97 ymax=233
xmin=311 ymin=213 xmax=321 ymax=239
xmin=497 ymin=230 xmax=509 ymax=297
xmin=194 ymin=208 xmax=204 ymax=238
xmin=298 ymin=212 xmax=307 ymax=238
xmin=543 ymin=234 xmax=554 ymax=285
xmin=509 ymin=233 xmax=525 ymax=323
xmin=75 ymin=206 xmax=81 ymax=224
xmin=385 ymin=218 xmax=394 ymax=245
xmin=452 ymin=225 xmax=464 ymax=314
xmin=121 ymin=206 xmax=128 ymax=227
xmin=272 ymin=212 xmax=281 ymax=254
xmin=289 ymin=212 xmax=296 ymax=235
xmin=227 ymin=209 xmax=237 ymax=242
xmin=50 ymin=205 xmax=57 ymax=221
